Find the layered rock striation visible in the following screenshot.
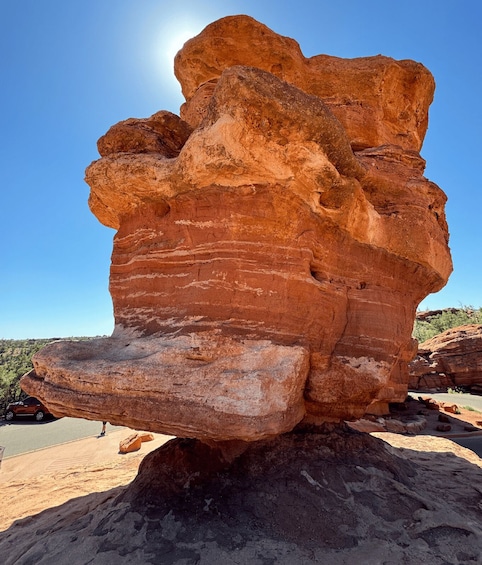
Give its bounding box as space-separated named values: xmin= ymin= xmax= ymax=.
xmin=409 ymin=325 xmax=482 ymax=391
xmin=22 ymin=15 xmax=452 ymax=441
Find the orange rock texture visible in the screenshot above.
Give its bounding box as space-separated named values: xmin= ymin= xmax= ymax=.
xmin=22 ymin=15 xmax=452 ymax=440
xmin=409 ymin=325 xmax=482 ymax=391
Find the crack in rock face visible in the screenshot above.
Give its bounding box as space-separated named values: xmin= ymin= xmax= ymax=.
xmin=21 ymin=15 xmax=452 ymax=442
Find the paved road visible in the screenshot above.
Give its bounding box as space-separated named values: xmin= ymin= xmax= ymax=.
xmin=0 ymin=416 xmax=125 ymax=459
xmin=2 ymin=392 xmax=482 ymax=461
xmin=414 ymin=391 xmax=482 ymax=412
xmin=450 ymin=436 xmax=482 ymax=458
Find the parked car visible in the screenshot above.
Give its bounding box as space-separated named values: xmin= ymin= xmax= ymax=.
xmin=5 ymin=397 xmax=53 ymax=422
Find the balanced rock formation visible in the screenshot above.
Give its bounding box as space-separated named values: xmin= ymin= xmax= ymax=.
xmin=21 ymin=15 xmax=452 ymax=442
xmin=409 ymin=324 xmax=482 ymax=391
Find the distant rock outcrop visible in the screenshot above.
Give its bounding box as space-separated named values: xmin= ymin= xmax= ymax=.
xmin=409 ymin=324 xmax=482 ymax=391
xmin=22 ymin=15 xmax=452 ymax=441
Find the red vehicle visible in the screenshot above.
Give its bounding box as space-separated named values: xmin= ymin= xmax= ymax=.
xmin=5 ymin=397 xmax=53 ymax=422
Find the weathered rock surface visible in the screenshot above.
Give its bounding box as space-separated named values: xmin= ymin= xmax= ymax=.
xmin=119 ymin=432 xmax=154 ymax=454
xmin=409 ymin=325 xmax=482 ymax=391
xmin=24 ymin=334 xmax=308 ymax=441
xmin=22 ymin=15 xmax=452 ymax=440
xmin=175 ymin=15 xmax=435 ymax=152
xmin=348 ymin=416 xmax=427 ymax=434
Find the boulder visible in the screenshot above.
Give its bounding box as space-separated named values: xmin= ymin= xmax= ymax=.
xmin=444 ymin=404 xmax=460 ymax=414
xmin=418 ymin=396 xmax=440 ymax=410
xmin=119 ymin=432 xmax=155 ymax=454
xmin=24 ymin=335 xmax=309 ymax=442
xmin=21 ymin=15 xmax=452 ymax=441
xmin=175 ymin=15 xmax=435 ymax=152
xmin=348 ymin=416 xmax=426 ymax=434
xmin=410 ymin=324 xmax=482 ymax=390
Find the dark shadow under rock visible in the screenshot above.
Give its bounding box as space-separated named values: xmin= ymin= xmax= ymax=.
xmin=3 ymin=426 xmax=482 ymax=565
xmin=120 ymin=426 xmax=422 ymax=554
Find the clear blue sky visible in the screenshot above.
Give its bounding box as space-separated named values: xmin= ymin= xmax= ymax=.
xmin=1 ymin=0 xmax=481 ymax=339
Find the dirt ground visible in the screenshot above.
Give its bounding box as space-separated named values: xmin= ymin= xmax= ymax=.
xmin=391 ymin=393 xmax=482 ymax=435
xmin=0 ymin=429 xmax=172 ymax=531
xmin=1 ymin=397 xmax=481 ymax=533
xmin=1 ymin=399 xmax=482 ymax=564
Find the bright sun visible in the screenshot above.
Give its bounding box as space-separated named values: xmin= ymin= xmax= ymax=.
xmin=149 ymin=17 xmax=205 ymax=100
xmin=158 ymin=19 xmax=204 ymax=71
xmin=164 ymin=28 xmax=197 ymax=63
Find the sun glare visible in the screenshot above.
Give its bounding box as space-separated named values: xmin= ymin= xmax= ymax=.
xmin=145 ymin=17 xmax=206 ymax=106
xmin=164 ymin=28 xmax=197 ymax=64
xmin=158 ymin=21 xmax=203 ymax=71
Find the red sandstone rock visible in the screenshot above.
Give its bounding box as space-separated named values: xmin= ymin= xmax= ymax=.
xmin=175 ymin=16 xmax=434 ymax=152
xmin=97 ymin=111 xmax=193 ymax=158
xmin=24 ymin=334 xmax=309 ymax=442
xmin=425 ymin=400 xmax=440 ymax=411
xmin=347 ymin=415 xmax=426 ymax=434
xmin=119 ymin=434 xmax=143 ymax=454
xmin=21 ymin=16 xmax=452 ymax=441
xmin=409 ymin=325 xmax=482 ymax=390
xmin=346 ymin=419 xmax=386 ymax=433
xmin=119 ymin=432 xmax=154 ymax=454
xmin=408 ymin=371 xmax=454 ymax=391
xmin=383 ymin=419 xmax=408 ymax=433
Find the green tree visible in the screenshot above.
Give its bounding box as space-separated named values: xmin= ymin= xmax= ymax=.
xmin=0 ymin=338 xmax=52 ymax=412
xmin=0 ymin=336 xmax=99 ymax=413
xmin=413 ymin=306 xmax=482 ymax=344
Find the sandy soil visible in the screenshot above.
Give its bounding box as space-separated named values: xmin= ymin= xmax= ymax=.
xmin=1 ymin=400 xmax=482 ymax=564
xmin=0 ymin=429 xmax=172 ymax=532
xmin=1 ymin=400 xmax=481 ymax=532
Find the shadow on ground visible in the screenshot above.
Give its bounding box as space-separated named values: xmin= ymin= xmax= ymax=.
xmin=1 ymin=426 xmax=482 ymax=564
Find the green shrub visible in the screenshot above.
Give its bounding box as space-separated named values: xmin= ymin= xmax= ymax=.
xmin=413 ymin=306 xmax=482 ymax=343
xmin=0 ymin=339 xmax=53 ymax=412
xmin=463 ymin=405 xmax=481 ymax=413
xmin=0 ymin=336 xmax=98 ymax=413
